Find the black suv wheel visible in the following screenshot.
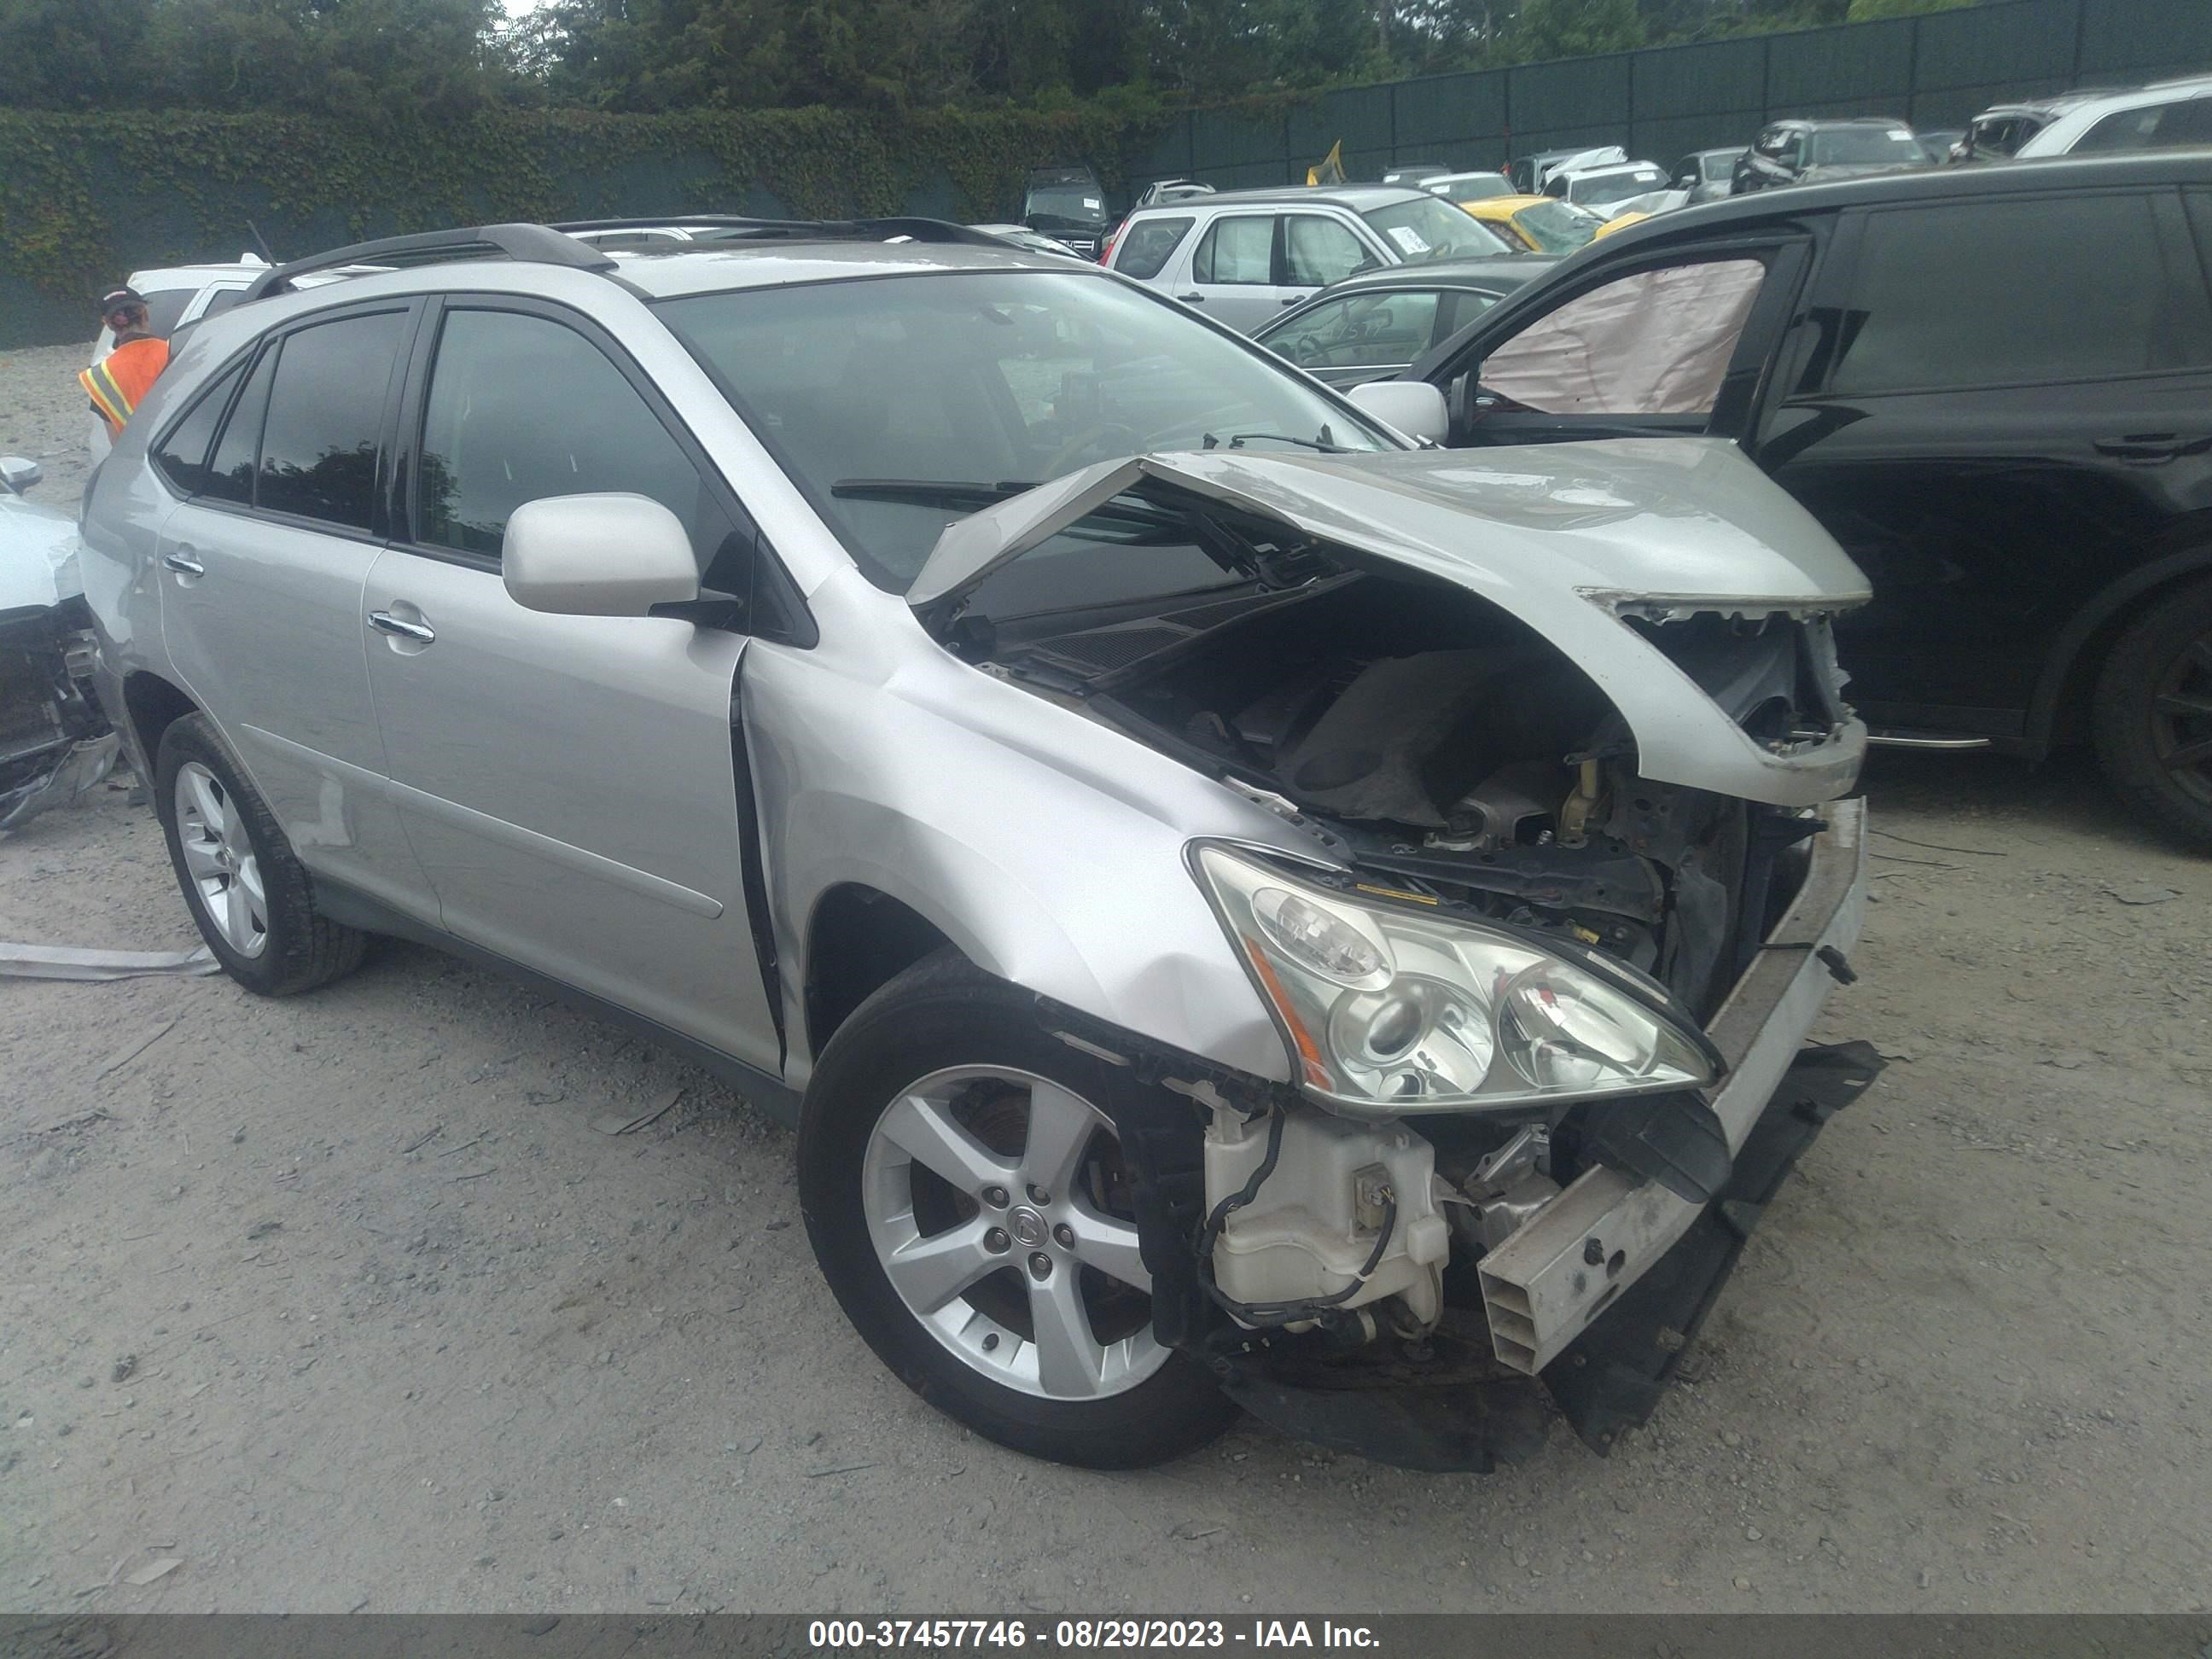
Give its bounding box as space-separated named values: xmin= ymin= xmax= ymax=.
xmin=2093 ymin=577 xmax=2212 ymax=848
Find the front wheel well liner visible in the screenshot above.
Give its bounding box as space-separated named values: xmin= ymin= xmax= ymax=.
xmin=122 ymin=672 xmax=198 ymax=772
xmin=802 ymin=883 xmax=958 ymax=1061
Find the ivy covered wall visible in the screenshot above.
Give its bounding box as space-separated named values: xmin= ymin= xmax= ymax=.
xmin=0 ymin=103 xmax=1172 ymax=347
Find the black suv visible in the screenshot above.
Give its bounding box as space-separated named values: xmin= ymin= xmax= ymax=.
xmin=1021 ymin=165 xmax=1110 ymax=259
xmin=1734 ymin=118 xmax=1933 ymax=191
xmin=1405 ymin=152 xmax=2212 ymax=845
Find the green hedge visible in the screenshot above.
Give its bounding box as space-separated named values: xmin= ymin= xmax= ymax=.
xmin=0 ymin=102 xmax=1174 ymax=347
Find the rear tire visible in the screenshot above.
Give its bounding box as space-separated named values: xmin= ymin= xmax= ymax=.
xmin=797 ymin=952 xmax=1237 ymax=1469
xmin=2091 ymin=578 xmax=2212 ymax=850
xmin=154 ymin=713 xmax=368 ymax=995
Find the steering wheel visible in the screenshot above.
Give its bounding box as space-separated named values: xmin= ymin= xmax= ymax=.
xmin=1041 ymin=421 xmax=1141 ymax=478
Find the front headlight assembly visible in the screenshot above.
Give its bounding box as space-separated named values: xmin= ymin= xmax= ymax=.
xmin=1193 ymin=844 xmax=1721 ymax=1116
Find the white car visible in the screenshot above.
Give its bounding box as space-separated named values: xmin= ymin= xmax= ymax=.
xmin=84 ymin=255 xmax=372 ymax=465
xmin=1418 ymin=170 xmax=1518 ymax=201
xmin=1 ymin=457 xmax=118 ymax=829
xmin=1545 ymin=159 xmax=1675 ymax=219
xmin=84 ymin=257 xmax=272 ymax=464
xmin=2013 ymin=73 xmax=2212 ymax=156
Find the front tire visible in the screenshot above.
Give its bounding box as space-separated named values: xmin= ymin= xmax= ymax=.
xmin=2092 ymin=577 xmax=2212 ymax=849
xmin=797 ymin=953 xmax=1237 ymax=1469
xmin=154 ymin=713 xmax=367 ymax=995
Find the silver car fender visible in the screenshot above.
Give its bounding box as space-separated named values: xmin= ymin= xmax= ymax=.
xmin=744 ymin=572 xmax=1314 ymax=1091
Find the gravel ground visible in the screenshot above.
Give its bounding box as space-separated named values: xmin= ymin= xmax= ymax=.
xmin=3 ymin=344 xmax=2209 ymax=1616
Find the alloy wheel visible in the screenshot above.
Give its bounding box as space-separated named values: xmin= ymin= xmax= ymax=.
xmin=860 ymin=1065 xmax=1168 ymax=1401
xmin=2151 ymin=631 xmax=2212 ymax=806
xmin=174 ymin=760 xmax=269 ymax=958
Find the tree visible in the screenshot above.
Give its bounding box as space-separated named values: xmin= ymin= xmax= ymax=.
xmin=1509 ymin=0 xmax=1644 ymax=61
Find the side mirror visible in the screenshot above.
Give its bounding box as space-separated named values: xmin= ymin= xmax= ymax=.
xmin=1348 ymin=381 xmax=1450 ymax=445
xmin=501 ymin=493 xmax=699 ymax=618
xmin=1 ymin=455 xmax=43 ymax=495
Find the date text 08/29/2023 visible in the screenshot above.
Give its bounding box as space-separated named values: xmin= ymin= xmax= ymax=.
xmin=806 ymin=1621 xmax=1382 ymax=1650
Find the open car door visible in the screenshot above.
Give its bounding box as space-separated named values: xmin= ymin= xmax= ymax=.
xmin=1408 ymin=236 xmax=1811 ymax=450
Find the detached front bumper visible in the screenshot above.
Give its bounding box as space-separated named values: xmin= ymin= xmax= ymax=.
xmin=1477 ymin=797 xmax=1870 ymax=1375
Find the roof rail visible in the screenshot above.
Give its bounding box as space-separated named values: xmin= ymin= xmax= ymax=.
xmin=240 ymin=223 xmax=617 ymax=305
xmin=549 ymin=214 xmax=1010 ymax=249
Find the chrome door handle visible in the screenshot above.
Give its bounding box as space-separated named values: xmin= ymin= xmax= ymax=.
xmin=369 ymin=610 xmax=436 ymax=644
xmin=162 ymin=550 xmax=205 ymax=576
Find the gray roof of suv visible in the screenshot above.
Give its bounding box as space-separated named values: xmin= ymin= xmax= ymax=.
xmin=1153 ymin=184 xmax=1429 ymax=212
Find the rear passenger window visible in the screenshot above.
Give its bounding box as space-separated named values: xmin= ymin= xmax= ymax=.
xmin=415 ymin=308 xmax=747 ymax=585
xmin=201 ymin=346 xmax=275 ymax=507
xmin=142 ymin=288 xmax=195 ymax=340
xmin=1283 ymin=216 xmax=1369 ymax=288
xmin=257 ymin=311 xmax=407 ymax=530
xmin=1829 ymin=196 xmax=2210 ymax=394
xmin=2074 ymin=99 xmax=2212 ymax=154
xmin=151 ymin=361 xmax=243 ymax=496
xmin=1193 ymin=217 xmax=1274 ymax=285
xmin=1113 ymin=217 xmax=1193 ymax=280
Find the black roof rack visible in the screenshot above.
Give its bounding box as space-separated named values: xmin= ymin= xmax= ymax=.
xmin=238 ymin=214 xmax=1014 ymax=307
xmin=241 ymin=223 xmax=617 ymax=305
xmin=548 ymin=214 xmax=1010 ymax=248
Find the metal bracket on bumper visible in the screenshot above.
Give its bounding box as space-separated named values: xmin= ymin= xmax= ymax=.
xmin=1477 ymin=797 xmax=1870 ymax=1375
xmin=1545 ymin=1039 xmax=1883 ymax=1452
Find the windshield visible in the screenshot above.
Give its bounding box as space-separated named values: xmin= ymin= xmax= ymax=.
xmin=1435 ymin=172 xmax=1514 ymax=200
xmin=1361 ymin=195 xmax=1514 ymax=261
xmin=1809 ymin=128 xmax=1928 ymax=165
xmin=1025 ymin=185 xmax=1106 ymax=226
xmin=657 ymin=271 xmax=1390 ymax=596
xmin=1509 ymin=199 xmax=1600 ymax=253
xmin=1567 ymin=167 xmax=1666 ymax=207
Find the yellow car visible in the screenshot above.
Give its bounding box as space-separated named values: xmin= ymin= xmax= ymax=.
xmin=1457 ymin=194 xmax=1648 ymax=253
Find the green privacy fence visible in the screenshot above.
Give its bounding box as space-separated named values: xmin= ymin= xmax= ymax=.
xmin=1144 ymin=0 xmax=2212 ymax=190
xmin=2 ymin=0 xmax=2205 ymax=349
xmin=0 ymin=104 xmax=1149 ymax=350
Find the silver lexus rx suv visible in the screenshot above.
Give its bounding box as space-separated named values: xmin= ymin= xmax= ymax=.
xmin=80 ymin=216 xmax=1880 ymax=1471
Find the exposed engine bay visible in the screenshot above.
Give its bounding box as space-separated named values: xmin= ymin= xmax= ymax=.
xmin=0 ymin=597 xmax=118 ymax=833
xmin=948 ymin=484 xmax=1866 ymax=1441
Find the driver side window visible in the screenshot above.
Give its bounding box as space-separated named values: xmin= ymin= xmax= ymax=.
xmin=416 ymin=308 xmax=755 ymax=595
xmin=1478 ymin=259 xmax=1767 ymax=417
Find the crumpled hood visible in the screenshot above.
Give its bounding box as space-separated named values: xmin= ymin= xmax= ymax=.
xmin=913 ymin=439 xmax=1867 ymax=614
xmin=912 ymin=439 xmax=1871 ymax=807
xmin=0 ymin=496 xmax=86 ymax=615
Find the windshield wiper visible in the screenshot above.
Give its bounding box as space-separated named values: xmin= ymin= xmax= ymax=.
xmin=1202 ymin=426 xmax=1344 ymax=453
xmin=830 ymin=478 xmax=1190 ymax=543
xmin=833 ymin=479 xmax=1037 ymax=509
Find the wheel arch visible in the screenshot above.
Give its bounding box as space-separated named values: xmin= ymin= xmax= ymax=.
xmin=120 ymin=670 xmax=199 ymax=776
xmin=2027 ymin=535 xmax=2212 ymax=754
xmin=802 ymin=882 xmax=962 ymax=1063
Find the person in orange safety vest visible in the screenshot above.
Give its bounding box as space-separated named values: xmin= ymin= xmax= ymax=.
xmin=79 ymin=287 xmax=172 ymax=439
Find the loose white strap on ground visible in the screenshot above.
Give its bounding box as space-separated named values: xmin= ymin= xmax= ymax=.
xmin=0 ymin=941 xmax=219 ymax=981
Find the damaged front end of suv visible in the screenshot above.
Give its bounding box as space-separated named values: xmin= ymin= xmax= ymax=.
xmin=2 ymin=457 xmax=119 ymax=834
xmin=894 ymin=437 xmax=1881 ymax=1470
